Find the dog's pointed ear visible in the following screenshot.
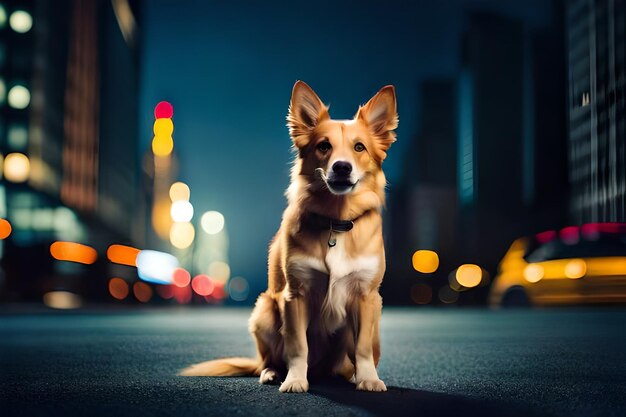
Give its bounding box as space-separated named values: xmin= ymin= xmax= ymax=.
xmin=356 ymin=85 xmax=398 ymax=161
xmin=287 ymin=81 xmax=329 ymax=148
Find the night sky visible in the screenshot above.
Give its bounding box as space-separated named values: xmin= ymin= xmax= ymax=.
xmin=140 ymin=0 xmax=553 ymax=294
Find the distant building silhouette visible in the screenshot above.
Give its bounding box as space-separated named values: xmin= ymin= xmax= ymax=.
xmin=389 ymin=9 xmax=568 ymax=305
xmin=456 ymin=11 xmax=568 ymax=274
xmin=566 ymin=0 xmax=626 ymax=222
xmin=0 ymin=0 xmax=142 ymax=302
xmin=386 ymin=80 xmax=457 ymax=304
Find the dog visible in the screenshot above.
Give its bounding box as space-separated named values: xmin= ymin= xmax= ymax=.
xmin=180 ymin=81 xmax=398 ymax=393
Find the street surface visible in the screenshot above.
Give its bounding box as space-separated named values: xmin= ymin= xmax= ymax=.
xmin=1 ymin=307 xmax=625 ymax=416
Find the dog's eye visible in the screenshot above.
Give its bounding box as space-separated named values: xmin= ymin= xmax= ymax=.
xmin=317 ymin=141 xmax=332 ymax=153
xmin=354 ymin=142 xmax=365 ymax=152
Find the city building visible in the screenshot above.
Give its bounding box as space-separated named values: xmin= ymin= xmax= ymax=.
xmin=386 ymin=80 xmax=457 ymax=304
xmin=566 ymin=0 xmax=626 ymax=222
xmin=0 ymin=0 xmax=143 ymax=302
xmin=456 ymin=11 xmax=568 ymax=274
xmin=389 ymin=9 xmax=568 ymax=305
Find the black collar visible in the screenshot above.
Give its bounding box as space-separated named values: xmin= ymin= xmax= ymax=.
xmin=305 ymin=211 xmax=366 ymax=247
xmin=306 ymin=212 xmax=355 ymax=232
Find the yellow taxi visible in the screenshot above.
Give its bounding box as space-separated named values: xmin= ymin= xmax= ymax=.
xmin=489 ymin=223 xmax=626 ymax=307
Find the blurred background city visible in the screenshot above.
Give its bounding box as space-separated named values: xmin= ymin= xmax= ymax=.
xmin=0 ymin=0 xmax=624 ymax=309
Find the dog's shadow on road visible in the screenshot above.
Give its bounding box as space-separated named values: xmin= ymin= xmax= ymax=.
xmin=308 ymin=378 xmax=541 ymax=417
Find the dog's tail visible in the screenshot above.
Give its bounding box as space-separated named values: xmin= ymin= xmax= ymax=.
xmin=179 ymin=357 xmax=261 ymax=377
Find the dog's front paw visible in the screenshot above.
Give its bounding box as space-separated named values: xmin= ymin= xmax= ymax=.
xmin=259 ymin=368 xmax=279 ymax=385
xmin=356 ymin=379 xmax=387 ymax=392
xmin=279 ymin=377 xmax=309 ymax=393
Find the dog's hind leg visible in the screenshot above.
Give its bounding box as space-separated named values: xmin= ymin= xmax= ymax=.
xmin=249 ymin=291 xmax=284 ymax=385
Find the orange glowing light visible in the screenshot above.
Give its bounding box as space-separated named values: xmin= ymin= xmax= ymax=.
xmin=0 ymin=219 xmax=12 ymax=239
xmin=109 ymin=278 xmax=129 ymax=300
xmin=564 ymin=259 xmax=586 ymax=279
xmin=173 ymin=268 xmax=191 ymax=287
xmin=524 ymin=264 xmax=544 ymax=283
xmin=152 ymin=135 xmax=174 ymax=157
xmin=152 ymin=197 xmax=173 ymax=239
xmin=412 ymin=250 xmax=439 ymax=273
xmin=455 ymin=264 xmax=482 ymax=288
xmin=107 ymin=244 xmax=140 ymax=267
xmin=153 ymin=118 xmax=174 ymax=137
xmin=191 ymin=274 xmax=214 ymax=296
xmin=133 ymin=281 xmax=153 ymax=303
xmin=50 ymin=241 xmax=97 ymax=264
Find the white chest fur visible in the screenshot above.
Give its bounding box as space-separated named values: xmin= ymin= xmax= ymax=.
xmin=323 ymin=234 xmax=380 ymax=332
xmin=287 ymin=234 xmax=381 ymax=332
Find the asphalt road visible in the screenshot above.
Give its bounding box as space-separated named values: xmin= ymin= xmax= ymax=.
xmin=1 ymin=307 xmax=625 ymax=417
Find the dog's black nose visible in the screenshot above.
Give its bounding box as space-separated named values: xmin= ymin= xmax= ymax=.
xmin=332 ymin=161 xmax=352 ymax=175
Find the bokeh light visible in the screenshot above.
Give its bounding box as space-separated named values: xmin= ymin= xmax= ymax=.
xmin=524 ymin=263 xmax=544 ymax=283
xmin=0 ymin=219 xmax=11 ymax=239
xmin=410 ymin=283 xmax=432 ymax=304
xmin=209 ymin=261 xmax=231 ymax=283
xmin=169 ymin=182 xmax=190 ymax=202
xmin=4 ymin=152 xmax=30 ymax=182
xmin=173 ymin=284 xmax=192 ymax=304
xmin=228 ymin=277 xmax=249 ymax=302
xmin=169 ymin=222 xmax=195 ymax=249
xmin=152 ymin=135 xmax=173 ymax=157
xmin=109 ymin=278 xmax=129 ymax=300
xmin=438 ymin=286 xmax=459 ymax=304
xmin=201 ymin=211 xmax=225 ymax=234
xmin=209 ymin=281 xmax=226 ymax=301
xmin=0 ymin=6 xmax=7 ymax=28
xmin=455 ymin=264 xmax=482 ymax=288
xmin=43 ymin=291 xmax=82 ymax=309
xmin=9 ymin=10 xmax=32 ymax=33
xmin=191 ymin=274 xmax=214 ymax=296
xmin=7 ymin=124 xmax=28 ymax=149
xmin=152 ymin=197 xmax=172 ymax=240
xmin=565 ymin=259 xmax=586 ymax=279
xmin=157 ymin=285 xmax=174 ymax=300
xmin=154 ymin=101 xmax=174 ymax=119
xmin=153 ymin=118 xmax=174 ymax=137
xmin=136 ymin=250 xmax=178 ymax=284
xmin=412 ymin=250 xmax=439 ymax=273
xmin=107 ymin=244 xmax=140 ymax=266
xmin=173 ymin=268 xmax=191 ymax=287
xmin=50 ymin=241 xmax=97 ymax=264
xmin=560 ymin=226 xmax=580 ymax=245
xmin=7 ymin=85 xmax=30 ymax=109
xmin=170 ymin=200 xmax=194 ymax=222
xmin=133 ymin=282 xmax=153 ymax=303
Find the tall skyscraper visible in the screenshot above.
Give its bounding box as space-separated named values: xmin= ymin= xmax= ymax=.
xmin=0 ymin=0 xmax=142 ymax=301
xmin=566 ymin=0 xmax=625 ymax=222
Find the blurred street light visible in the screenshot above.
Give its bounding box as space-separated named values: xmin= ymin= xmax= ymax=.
xmin=7 ymin=85 xmax=30 ymax=109
xmin=201 ymin=211 xmax=224 ymax=235
xmin=171 ymin=200 xmax=193 ymax=222
xmin=9 ymin=10 xmax=32 ymax=33
xmin=3 ymin=153 xmax=30 ymax=182
xmin=169 ymin=182 xmax=190 ymax=202
xmin=169 ymin=221 xmax=195 ymax=249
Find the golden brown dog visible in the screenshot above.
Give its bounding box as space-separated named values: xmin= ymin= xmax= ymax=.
xmin=180 ymin=81 xmax=398 ymax=393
